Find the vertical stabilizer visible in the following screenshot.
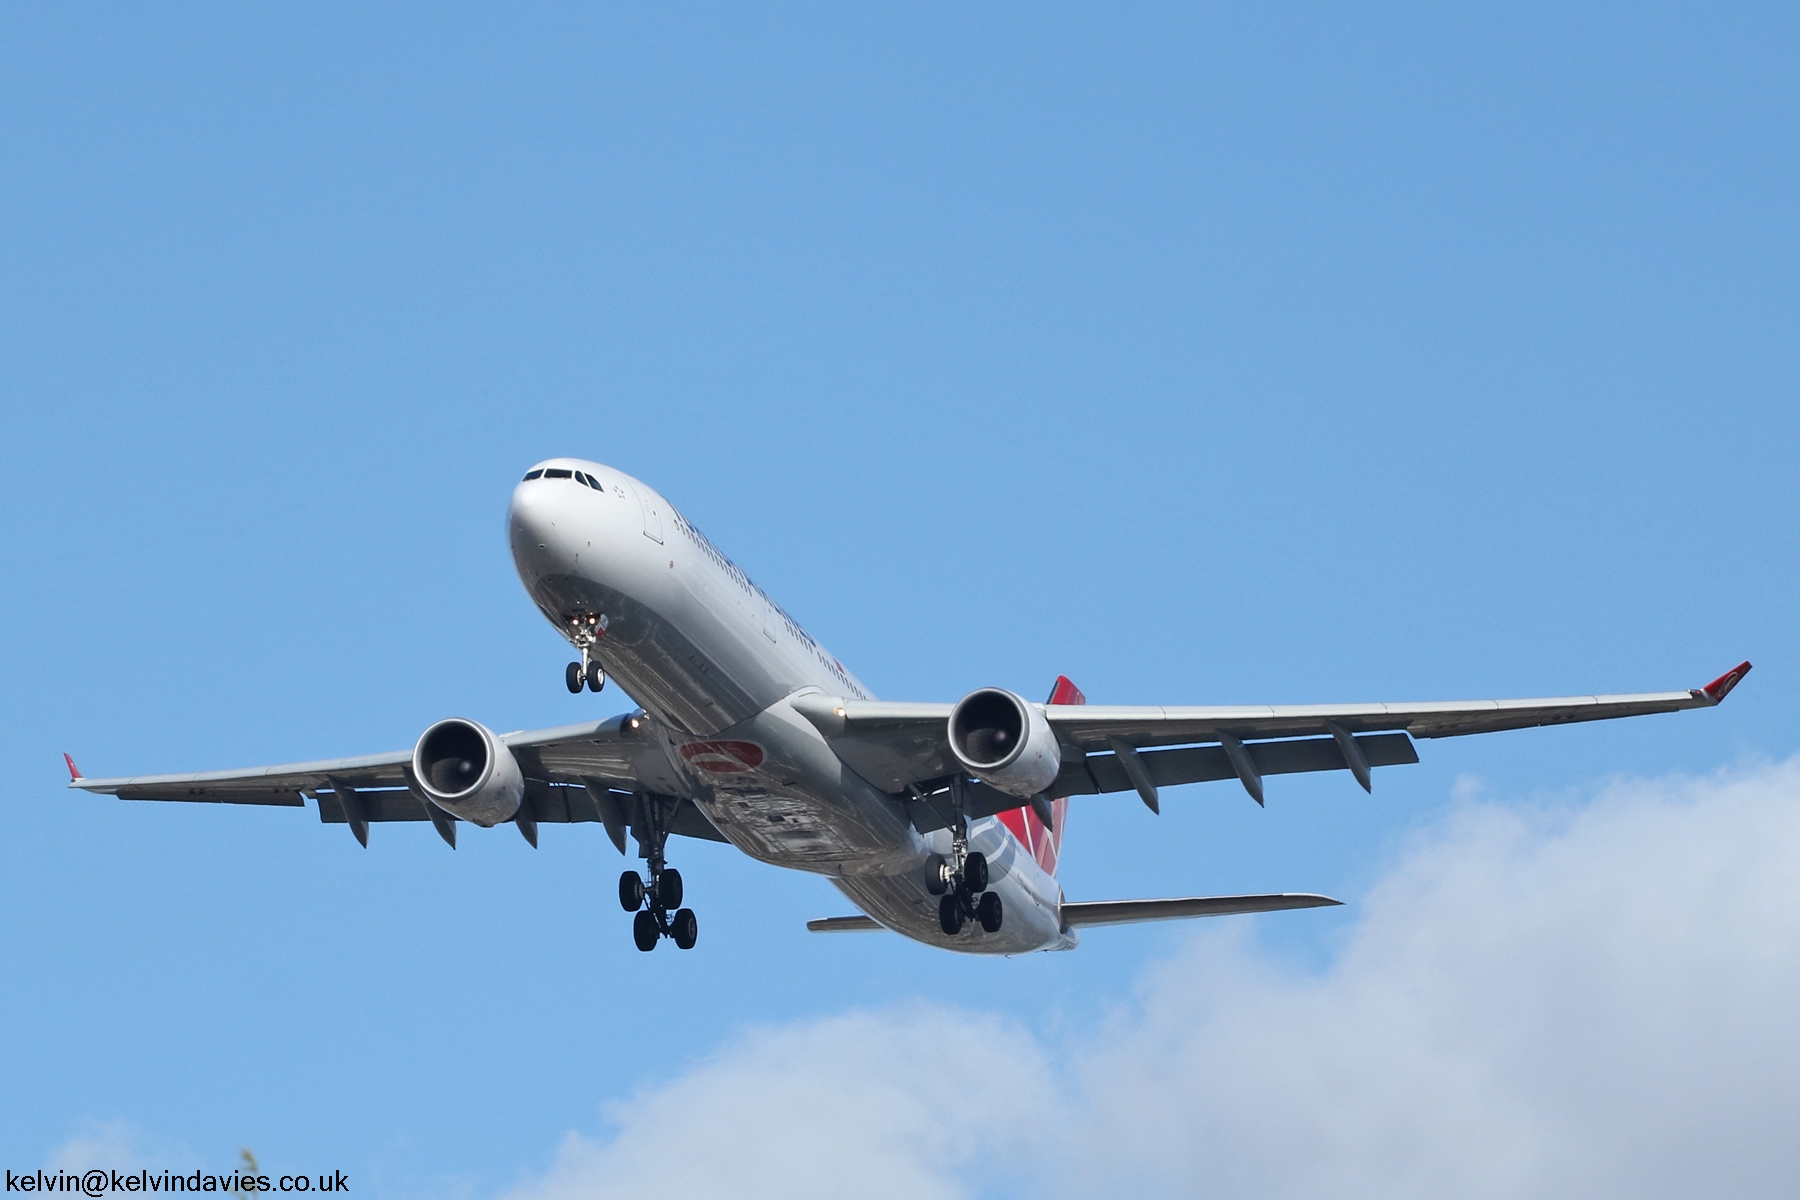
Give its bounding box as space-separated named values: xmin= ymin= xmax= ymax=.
xmin=995 ymin=675 xmax=1084 ymax=876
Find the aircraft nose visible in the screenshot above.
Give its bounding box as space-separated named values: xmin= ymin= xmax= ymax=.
xmin=509 ymin=480 xmax=574 ymax=572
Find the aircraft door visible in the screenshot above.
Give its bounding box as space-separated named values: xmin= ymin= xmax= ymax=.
xmin=631 ymin=482 xmax=664 ymax=544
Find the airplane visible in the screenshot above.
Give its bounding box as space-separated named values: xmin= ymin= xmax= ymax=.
xmin=67 ymin=459 xmax=1753 ymax=955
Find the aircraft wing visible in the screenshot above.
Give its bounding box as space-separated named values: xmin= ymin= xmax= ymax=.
xmin=65 ymin=713 xmax=721 ymax=849
xmin=791 ymin=661 xmax=1752 ymax=810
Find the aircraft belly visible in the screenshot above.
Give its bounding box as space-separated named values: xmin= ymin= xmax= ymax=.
xmin=676 ymin=700 xmax=928 ymax=877
xmin=831 ymin=868 xmax=1069 ymax=955
xmin=527 ymin=572 xmax=771 ymax=735
xmin=695 ymin=790 xmax=892 ymax=872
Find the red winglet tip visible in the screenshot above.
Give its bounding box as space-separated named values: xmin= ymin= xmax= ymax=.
xmin=1702 ymin=661 xmax=1752 ymax=703
xmin=63 ymin=753 xmax=82 ymax=781
xmin=1047 ymin=675 xmax=1087 ymax=706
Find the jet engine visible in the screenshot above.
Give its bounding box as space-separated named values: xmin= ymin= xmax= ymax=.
xmin=947 ymin=687 xmax=1061 ymax=798
xmin=411 ymin=718 xmax=524 ymax=827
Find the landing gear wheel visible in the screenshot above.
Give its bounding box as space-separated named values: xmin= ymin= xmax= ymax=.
xmin=632 ymin=909 xmax=659 ymax=951
xmin=963 ymin=851 xmax=988 ymax=894
xmin=565 ymin=662 xmax=585 ymax=693
xmin=977 ymin=891 xmax=1003 ymax=933
xmin=619 ymin=871 xmax=645 ymax=911
xmin=923 ymin=855 xmax=950 ymax=895
xmin=938 ymin=893 xmax=964 ymax=936
xmin=672 ymin=908 xmax=698 ymax=950
xmin=655 ymin=867 xmax=683 ymax=909
xmin=585 ymin=660 xmax=606 ymax=692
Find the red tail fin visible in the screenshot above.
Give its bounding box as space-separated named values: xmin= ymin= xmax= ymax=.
xmin=996 ymin=675 xmax=1084 ymax=877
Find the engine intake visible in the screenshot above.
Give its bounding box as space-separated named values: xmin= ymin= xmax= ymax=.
xmin=947 ymin=687 xmax=1061 ymax=798
xmin=411 ymin=718 xmax=524 ymax=827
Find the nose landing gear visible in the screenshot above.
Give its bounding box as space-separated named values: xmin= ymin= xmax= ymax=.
xmin=618 ymin=794 xmax=698 ymax=951
xmin=564 ymin=657 xmax=605 ymax=693
xmin=564 ymin=613 xmax=609 ymax=693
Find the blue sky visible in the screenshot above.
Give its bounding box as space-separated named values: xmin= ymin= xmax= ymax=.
xmin=2 ymin=4 xmax=1795 ymax=1196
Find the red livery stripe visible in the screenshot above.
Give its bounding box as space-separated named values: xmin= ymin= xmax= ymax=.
xmin=995 ymin=675 xmax=1084 ymax=876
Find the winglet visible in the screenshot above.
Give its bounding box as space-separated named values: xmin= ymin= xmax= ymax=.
xmin=62 ymin=753 xmax=83 ymax=782
xmin=1700 ymin=661 xmax=1752 ymax=704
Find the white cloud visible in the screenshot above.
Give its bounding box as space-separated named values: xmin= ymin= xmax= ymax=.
xmin=45 ymin=1120 xmax=198 ymax=1174
xmin=502 ymin=758 xmax=1800 ymax=1200
xmin=502 ymin=1006 xmax=1057 ymax=1200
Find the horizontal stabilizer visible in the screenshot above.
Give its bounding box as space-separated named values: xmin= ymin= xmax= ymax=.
xmin=806 ymin=915 xmax=883 ymax=933
xmin=1061 ymin=892 xmax=1341 ymax=927
xmin=804 ymin=892 xmax=1340 ymax=935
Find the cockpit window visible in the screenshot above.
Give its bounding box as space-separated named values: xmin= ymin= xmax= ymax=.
xmin=574 ymin=471 xmax=591 ymax=486
xmin=544 ymin=468 xmax=573 ymax=479
xmin=588 ymin=475 xmax=605 ymax=490
xmin=523 ymin=469 xmax=544 ymax=480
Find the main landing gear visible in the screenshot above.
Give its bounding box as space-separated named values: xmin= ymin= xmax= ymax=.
xmin=618 ymin=795 xmax=697 ymax=951
xmin=564 ymin=612 xmax=608 ymax=694
xmin=935 ymin=855 xmax=1003 ymax=936
xmin=621 ymin=870 xmax=697 ymax=950
xmin=929 ymin=789 xmax=1004 ymax=937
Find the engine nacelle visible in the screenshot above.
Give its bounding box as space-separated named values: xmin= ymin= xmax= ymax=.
xmin=411 ymin=718 xmax=524 ymax=827
xmin=947 ymin=687 xmax=1061 ymax=799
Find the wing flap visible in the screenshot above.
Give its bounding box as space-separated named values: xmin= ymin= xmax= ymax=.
xmin=315 ymin=788 xmax=430 ymax=822
xmin=306 ymin=780 xmax=728 ymax=842
xmin=899 ymin=732 xmax=1419 ymax=830
xmin=1054 ymin=731 xmax=1419 ymax=796
xmin=114 ymin=785 xmax=307 ymax=807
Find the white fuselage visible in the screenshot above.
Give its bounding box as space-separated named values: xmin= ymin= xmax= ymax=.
xmin=507 ymin=459 xmax=1074 ymax=954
